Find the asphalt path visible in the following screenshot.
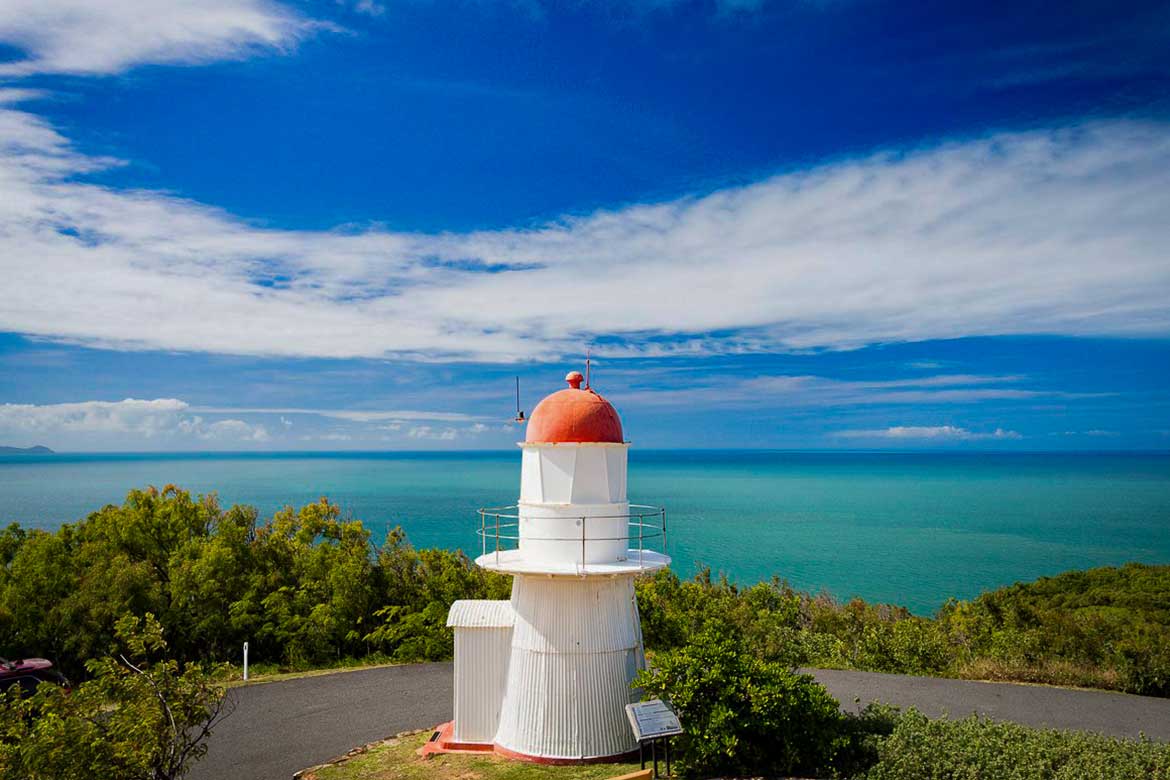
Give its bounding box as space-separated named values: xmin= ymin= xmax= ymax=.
xmin=190 ymin=663 xmax=453 ymax=780
xmin=191 ymin=664 xmax=1170 ymax=780
xmin=812 ymin=668 xmax=1170 ymax=741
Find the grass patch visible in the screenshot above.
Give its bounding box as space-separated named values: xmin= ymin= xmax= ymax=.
xmin=225 ymin=655 xmax=403 ymax=687
xmin=225 ymin=664 xmax=404 ymax=687
xmin=304 ymin=734 xmax=641 ymax=780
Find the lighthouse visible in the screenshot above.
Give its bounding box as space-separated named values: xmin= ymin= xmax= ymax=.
xmin=438 ymin=371 xmax=671 ymax=763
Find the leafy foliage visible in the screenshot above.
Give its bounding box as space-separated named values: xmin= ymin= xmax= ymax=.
xmin=634 ymin=618 xmax=865 ymax=778
xmin=635 ymin=563 xmax=1170 ymax=696
xmin=0 ymin=487 xmax=509 ymax=678
xmin=863 ymin=709 xmax=1170 ymax=780
xmin=0 ymin=613 xmax=231 ymax=780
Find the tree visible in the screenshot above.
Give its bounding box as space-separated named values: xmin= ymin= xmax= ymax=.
xmin=0 ymin=613 xmax=232 ymax=780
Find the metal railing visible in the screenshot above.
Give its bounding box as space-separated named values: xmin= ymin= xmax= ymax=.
xmin=476 ymin=504 xmax=667 ymax=571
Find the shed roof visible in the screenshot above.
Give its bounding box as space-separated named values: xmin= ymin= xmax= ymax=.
xmin=446 ymin=599 xmax=515 ymax=628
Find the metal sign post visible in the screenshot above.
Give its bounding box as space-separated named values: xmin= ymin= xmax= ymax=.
xmin=625 ymin=700 xmax=683 ymax=778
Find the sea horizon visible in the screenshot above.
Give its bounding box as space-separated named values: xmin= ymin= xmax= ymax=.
xmin=4 ymin=449 xmax=1168 ymax=616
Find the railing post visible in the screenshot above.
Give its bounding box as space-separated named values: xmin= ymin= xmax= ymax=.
xmin=662 ymin=508 xmax=667 ymax=553
xmin=481 ymin=510 xmax=486 ymax=557
xmin=495 ymin=512 xmax=500 ymax=565
xmin=639 ymin=510 xmax=644 ymax=569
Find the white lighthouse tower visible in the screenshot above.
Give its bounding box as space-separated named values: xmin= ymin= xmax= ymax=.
xmin=438 ymin=371 xmax=671 ymax=763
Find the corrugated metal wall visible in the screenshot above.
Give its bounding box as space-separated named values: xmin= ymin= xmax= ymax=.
xmin=495 ymin=575 xmax=643 ymax=759
xmin=452 ymin=626 xmax=513 ymax=744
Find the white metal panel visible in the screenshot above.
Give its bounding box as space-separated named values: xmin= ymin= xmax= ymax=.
xmin=539 ymin=446 xmax=577 ymax=503
xmin=509 ymin=575 xmax=640 ymax=653
xmin=452 ymin=625 xmax=513 ymax=744
xmin=520 ymin=443 xmax=629 ymax=507
xmin=495 ymin=646 xmax=640 ymax=759
xmin=447 ymin=599 xmax=515 ymax=628
xmin=494 ymin=574 xmax=645 ymax=760
xmin=605 ymin=447 xmax=627 ymax=503
xmin=570 ymin=447 xmax=610 ymax=504
xmin=517 ymin=501 xmax=629 ymax=564
xmin=519 ymin=447 xmax=544 ymax=503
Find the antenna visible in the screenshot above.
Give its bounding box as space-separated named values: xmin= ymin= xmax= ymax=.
xmin=514 ymin=376 xmax=525 ymax=423
xmin=585 ymin=346 xmax=591 ymax=390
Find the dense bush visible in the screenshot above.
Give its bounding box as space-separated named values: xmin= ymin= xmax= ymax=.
xmin=0 ymin=614 xmax=230 ymax=780
xmin=863 ymin=710 xmax=1170 ymax=780
xmin=635 ymin=563 xmax=1170 ymax=696
xmin=635 ymin=616 xmax=1170 ymax=779
xmin=634 ymin=619 xmax=846 ymax=777
xmin=0 ymin=486 xmax=509 ymax=678
xmin=938 ymin=564 xmax=1170 ymax=696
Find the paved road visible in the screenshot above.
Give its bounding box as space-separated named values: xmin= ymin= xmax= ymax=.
xmin=190 ymin=663 xmax=453 ymax=780
xmin=192 ymin=664 xmax=1170 ymax=780
xmin=811 ymin=668 xmax=1170 ymax=741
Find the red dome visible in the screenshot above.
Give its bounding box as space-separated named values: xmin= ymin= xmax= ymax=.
xmin=525 ymin=376 xmax=623 ymax=444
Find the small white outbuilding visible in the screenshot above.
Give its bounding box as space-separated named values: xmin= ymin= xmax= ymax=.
xmin=447 ymin=599 xmax=514 ymax=745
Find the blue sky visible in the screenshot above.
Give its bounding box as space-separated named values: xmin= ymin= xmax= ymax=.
xmin=0 ymin=0 xmax=1167 ymax=451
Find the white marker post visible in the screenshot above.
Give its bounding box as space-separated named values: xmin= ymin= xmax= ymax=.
xmin=243 ymin=641 xmax=249 ymax=681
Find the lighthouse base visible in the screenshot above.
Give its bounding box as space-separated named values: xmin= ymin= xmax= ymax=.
xmin=421 ymin=721 xmax=637 ymax=765
xmin=493 ymin=574 xmax=645 ymax=762
xmin=493 ymin=742 xmax=638 ymax=765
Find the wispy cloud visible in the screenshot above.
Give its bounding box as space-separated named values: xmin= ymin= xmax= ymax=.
xmin=407 ymin=425 xmax=458 ymax=441
xmin=0 ymin=91 xmax=1168 ymax=361
xmin=0 ymin=0 xmax=324 ymax=77
xmin=614 ymin=373 xmax=1073 ymax=408
xmin=832 ymin=425 xmax=1022 ymax=441
xmin=189 ymin=406 xmax=482 ymax=423
xmin=403 ymin=421 xmax=503 ymax=441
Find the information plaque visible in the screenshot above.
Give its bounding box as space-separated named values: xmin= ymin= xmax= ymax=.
xmin=625 ymin=699 xmax=683 ymax=742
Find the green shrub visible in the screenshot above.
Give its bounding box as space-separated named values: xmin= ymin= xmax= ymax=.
xmin=634 ymin=620 xmax=847 ymax=777
xmin=863 ymin=710 xmax=1170 ymax=780
xmin=0 ymin=614 xmax=230 ymax=780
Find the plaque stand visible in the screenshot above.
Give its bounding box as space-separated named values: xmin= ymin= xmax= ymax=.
xmin=625 ymin=699 xmax=683 ymax=779
xmin=638 ymin=735 xmax=672 ymax=778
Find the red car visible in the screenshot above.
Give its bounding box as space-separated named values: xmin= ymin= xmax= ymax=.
xmin=0 ymin=657 xmax=70 ymax=695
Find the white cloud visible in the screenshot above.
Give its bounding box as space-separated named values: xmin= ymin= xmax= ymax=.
xmin=407 ymin=425 xmax=458 ymax=441
xmin=0 ymin=398 xmax=268 ymax=442
xmin=350 ymin=0 xmax=386 ymax=17
xmin=309 ymin=432 xmax=353 ymax=442
xmin=833 ymin=425 xmax=1023 ymax=441
xmin=190 ymin=406 xmax=481 ymax=422
xmin=614 ymin=373 xmax=1073 ymax=408
xmin=0 ymin=95 xmax=1168 ymax=361
xmin=201 ymin=418 xmax=269 ymax=441
xmin=0 ymin=398 xmax=189 ymax=435
xmin=0 ymin=0 xmax=320 ymax=76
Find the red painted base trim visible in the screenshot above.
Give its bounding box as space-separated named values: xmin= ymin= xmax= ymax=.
xmin=421 ymin=721 xmax=637 ymax=766
xmin=419 ymin=721 xmax=496 ymax=758
xmin=493 ymin=742 xmax=638 ymax=765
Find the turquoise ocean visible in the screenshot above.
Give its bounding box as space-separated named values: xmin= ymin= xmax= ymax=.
xmin=1 ymin=450 xmax=1168 ymax=614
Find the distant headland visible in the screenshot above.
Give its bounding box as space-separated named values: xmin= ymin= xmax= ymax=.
xmin=0 ymin=445 xmax=54 ymax=455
